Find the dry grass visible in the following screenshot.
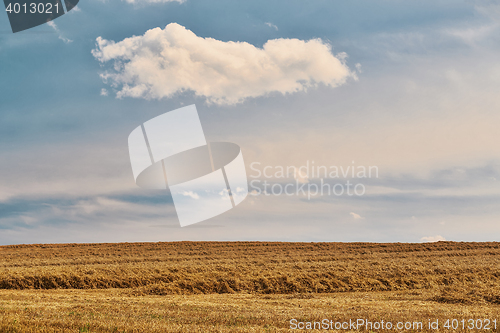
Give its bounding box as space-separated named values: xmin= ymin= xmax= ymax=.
xmin=0 ymin=241 xmax=499 ymax=332
xmin=0 ymin=289 xmax=499 ymax=332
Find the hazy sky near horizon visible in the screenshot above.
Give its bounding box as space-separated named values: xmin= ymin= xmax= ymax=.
xmin=1 ymin=0 xmax=500 ymax=244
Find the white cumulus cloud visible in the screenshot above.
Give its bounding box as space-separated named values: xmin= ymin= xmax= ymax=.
xmin=420 ymin=235 xmax=446 ymax=242
xmin=92 ymin=23 xmax=355 ymax=105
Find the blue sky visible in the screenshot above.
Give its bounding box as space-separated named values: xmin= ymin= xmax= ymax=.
xmin=0 ymin=0 xmax=500 ymax=244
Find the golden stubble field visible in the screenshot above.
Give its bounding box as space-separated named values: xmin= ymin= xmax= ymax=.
xmin=0 ymin=241 xmax=499 ymax=332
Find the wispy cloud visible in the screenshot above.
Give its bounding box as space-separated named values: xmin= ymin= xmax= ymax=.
xmin=181 ymin=191 xmax=199 ymax=200
xmin=421 ymin=235 xmax=446 ymax=242
xmin=123 ymin=0 xmax=184 ymax=3
xmin=265 ymin=22 xmax=278 ymax=31
xmin=350 ymin=212 xmax=364 ymax=219
xmin=47 ymin=21 xmax=73 ymax=44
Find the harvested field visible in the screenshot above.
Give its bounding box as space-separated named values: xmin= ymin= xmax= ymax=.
xmin=0 ymin=241 xmax=499 ymax=332
xmin=0 ymin=289 xmax=499 ymax=332
xmin=1 ymin=242 xmax=500 ymax=298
